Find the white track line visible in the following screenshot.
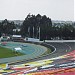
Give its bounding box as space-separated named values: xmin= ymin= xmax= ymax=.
xmin=44 ymin=43 xmax=56 ymax=54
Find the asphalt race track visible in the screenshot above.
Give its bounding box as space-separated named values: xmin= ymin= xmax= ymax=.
xmin=0 ymin=42 xmax=75 ymax=64
xmin=17 ymin=42 xmax=75 ymax=64
xmin=0 ymin=42 xmax=47 ymax=63
xmin=0 ymin=41 xmax=75 ymax=75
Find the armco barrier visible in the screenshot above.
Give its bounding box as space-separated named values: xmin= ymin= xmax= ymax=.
xmin=45 ymin=40 xmax=75 ymax=42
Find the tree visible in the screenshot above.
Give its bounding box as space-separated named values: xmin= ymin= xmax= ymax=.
xmin=0 ymin=19 xmax=16 ymax=35
xmin=21 ymin=14 xmax=52 ymax=40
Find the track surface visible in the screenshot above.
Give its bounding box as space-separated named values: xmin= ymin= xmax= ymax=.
xmin=0 ymin=42 xmax=75 ymax=64
xmin=0 ymin=42 xmax=75 ymax=75
xmin=18 ymin=42 xmax=75 ymax=64
xmin=0 ymin=42 xmax=47 ymax=63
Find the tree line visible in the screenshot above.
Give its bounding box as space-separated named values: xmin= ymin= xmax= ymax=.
xmin=21 ymin=14 xmax=75 ymax=40
xmin=0 ymin=14 xmax=75 ymax=40
xmin=0 ymin=19 xmax=16 ymax=36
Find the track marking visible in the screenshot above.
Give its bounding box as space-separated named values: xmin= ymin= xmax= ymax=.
xmin=44 ymin=43 xmax=56 ymax=54
xmin=64 ymin=43 xmax=72 ymax=52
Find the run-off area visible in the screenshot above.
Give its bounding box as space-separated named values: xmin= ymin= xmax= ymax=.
xmin=0 ymin=42 xmax=48 ymax=62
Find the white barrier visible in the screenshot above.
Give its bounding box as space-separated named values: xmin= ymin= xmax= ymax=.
xmin=45 ymin=40 xmax=75 ymax=42
xmin=24 ymin=38 xmax=39 ymax=42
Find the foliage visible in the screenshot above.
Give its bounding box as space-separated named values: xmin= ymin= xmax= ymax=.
xmin=21 ymin=14 xmax=52 ymax=40
xmin=0 ymin=14 xmax=75 ymax=40
xmin=21 ymin=14 xmax=75 ymax=40
xmin=0 ymin=19 xmax=16 ymax=35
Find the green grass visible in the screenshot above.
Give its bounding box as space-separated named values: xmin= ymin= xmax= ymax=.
xmin=0 ymin=47 xmax=24 ymax=58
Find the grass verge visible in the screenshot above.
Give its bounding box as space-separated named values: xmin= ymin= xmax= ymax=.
xmin=0 ymin=46 xmax=24 ymax=58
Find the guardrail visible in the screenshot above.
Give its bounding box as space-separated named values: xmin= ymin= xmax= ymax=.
xmin=45 ymin=40 xmax=75 ymax=42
